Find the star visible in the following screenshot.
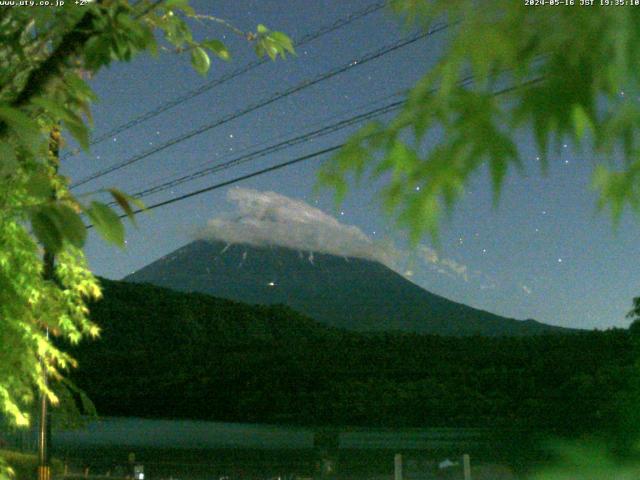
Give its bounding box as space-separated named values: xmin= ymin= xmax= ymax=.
xmin=558 ymin=258 xmax=563 ymax=263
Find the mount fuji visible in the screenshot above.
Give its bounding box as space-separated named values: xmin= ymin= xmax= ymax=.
xmin=123 ymin=240 xmax=570 ymax=336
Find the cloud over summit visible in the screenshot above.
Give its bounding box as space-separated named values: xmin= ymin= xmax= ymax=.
xmin=198 ymin=188 xmax=396 ymax=266
xmin=198 ymin=188 xmax=481 ymax=285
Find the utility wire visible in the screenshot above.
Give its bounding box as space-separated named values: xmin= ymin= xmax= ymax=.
xmin=144 ymin=86 xmax=407 ymax=189
xmin=71 ymin=22 xmax=451 ymax=189
xmin=86 ymin=75 xmax=543 ymax=230
xmin=125 ymin=98 xmax=405 ymax=200
xmin=101 ymin=144 xmax=345 ymax=226
xmin=118 ymin=76 xmax=474 ymax=203
xmin=62 ymin=1 xmax=388 ymax=161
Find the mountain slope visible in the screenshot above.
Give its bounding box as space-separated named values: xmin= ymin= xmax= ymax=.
xmin=123 ymin=240 xmax=569 ymax=336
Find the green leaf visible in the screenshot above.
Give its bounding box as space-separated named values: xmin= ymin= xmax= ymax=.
xmin=63 ymin=113 xmax=91 ymax=151
xmin=488 ymin=157 xmax=508 ymax=205
xmin=163 ymin=16 xmax=192 ymax=47
xmin=25 ymin=169 xmax=53 ymax=200
xmin=201 ymin=39 xmax=230 ymax=61
xmin=30 ymin=204 xmax=87 ymax=251
xmin=190 ymin=46 xmax=210 ymax=75
xmin=256 ymin=38 xmax=281 ymax=60
xmin=31 ymin=97 xmax=67 ymax=120
xmin=592 ymin=164 xmax=610 ymax=204
xmin=63 ymin=72 xmax=98 ymax=104
xmin=165 ymin=0 xmax=189 ymax=8
xmin=572 ymin=104 xmax=592 ymax=141
xmin=83 ymin=35 xmax=112 ymax=71
xmin=30 ymin=207 xmax=63 ymax=253
xmin=108 ymin=188 xmax=145 ymax=225
xmin=164 ymin=0 xmax=195 ymax=16
xmin=388 ymin=140 xmax=418 ymax=175
xmin=53 ymin=205 xmax=87 ymax=249
xmin=0 ymin=142 xmax=17 ymax=176
xmin=84 ymin=201 xmax=125 ymax=248
xmin=32 ymin=98 xmax=91 ymax=150
xmin=0 ymin=105 xmax=44 ymax=154
xmin=269 ymin=31 xmax=295 ymax=55
xmin=256 ymin=24 xmax=269 ymax=34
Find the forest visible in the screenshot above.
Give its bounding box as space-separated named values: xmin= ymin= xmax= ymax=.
xmin=65 ymin=278 xmax=638 ymax=446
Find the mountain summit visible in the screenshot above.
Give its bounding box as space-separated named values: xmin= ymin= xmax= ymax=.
xmin=124 ymin=240 xmax=568 ymax=336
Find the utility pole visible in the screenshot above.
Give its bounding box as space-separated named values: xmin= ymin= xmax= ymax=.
xmin=394 ymin=453 xmax=402 ymax=480
xmin=462 ymin=453 xmax=471 ymax=480
xmin=38 ymin=126 xmax=60 ymax=480
xmin=37 ymin=324 xmax=51 ymax=480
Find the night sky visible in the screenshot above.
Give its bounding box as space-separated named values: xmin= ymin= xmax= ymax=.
xmin=62 ymin=0 xmax=639 ymax=330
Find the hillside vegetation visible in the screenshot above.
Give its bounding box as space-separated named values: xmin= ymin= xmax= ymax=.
xmin=68 ymin=278 xmax=636 ymax=437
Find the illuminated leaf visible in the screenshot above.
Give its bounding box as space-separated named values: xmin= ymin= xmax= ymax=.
xmin=190 ymin=46 xmax=210 ymax=75
xmin=53 ymin=205 xmax=87 ymax=248
xmin=269 ymin=31 xmax=295 ymax=55
xmin=202 ymin=39 xmax=230 ymax=61
xmin=108 ymin=188 xmax=145 ymax=225
xmin=84 ymin=202 xmax=125 ymax=248
xmin=572 ymin=104 xmax=592 ymax=141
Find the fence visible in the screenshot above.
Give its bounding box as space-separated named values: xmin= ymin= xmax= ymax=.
xmin=0 ymin=421 xmax=38 ymax=453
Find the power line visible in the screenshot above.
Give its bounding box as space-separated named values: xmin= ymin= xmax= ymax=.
xmin=71 ymin=22 xmax=451 ymax=189
xmin=123 ymin=98 xmax=406 ymax=201
xmin=97 ymin=144 xmax=345 ymax=227
xmin=142 ymin=86 xmax=406 ymax=189
xmin=61 ymin=1 xmax=388 ymax=161
xmin=87 ymin=75 xmax=542 ymax=229
xmin=118 ymin=76 xmax=475 ymax=203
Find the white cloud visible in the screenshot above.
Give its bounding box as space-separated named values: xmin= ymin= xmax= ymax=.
xmin=414 ymin=245 xmax=470 ymax=282
xmin=440 ymin=258 xmax=469 ymax=282
xmin=197 ymin=188 xmax=475 ymax=284
xmin=198 ymin=188 xmax=397 ymax=266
